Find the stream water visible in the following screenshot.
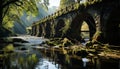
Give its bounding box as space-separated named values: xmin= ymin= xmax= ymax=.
xmin=0 ymin=36 xmax=120 ymax=69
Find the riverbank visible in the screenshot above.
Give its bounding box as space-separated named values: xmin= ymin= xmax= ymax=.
xmin=0 ymin=36 xmax=120 ymax=69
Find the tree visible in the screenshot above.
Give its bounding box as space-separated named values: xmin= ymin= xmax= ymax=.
xmin=0 ymin=0 xmax=49 ymax=37
xmin=59 ymin=0 xmax=75 ymax=9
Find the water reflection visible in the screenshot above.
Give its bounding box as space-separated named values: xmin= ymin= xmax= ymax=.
xmin=82 ymin=58 xmax=89 ymax=67
xmin=35 ymin=59 xmax=59 ymax=69
xmin=0 ymin=44 xmax=120 ymax=69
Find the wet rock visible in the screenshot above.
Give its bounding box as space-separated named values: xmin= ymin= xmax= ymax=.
xmin=76 ymin=50 xmax=88 ymax=58
xmin=3 ymin=44 xmax=14 ymax=53
xmin=20 ymin=47 xmax=27 ymax=50
xmin=13 ymin=38 xmax=28 ymax=43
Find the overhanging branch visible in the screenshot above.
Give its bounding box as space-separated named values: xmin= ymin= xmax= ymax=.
xmin=2 ymin=5 xmax=9 ymax=19
xmin=2 ymin=0 xmax=19 ymax=8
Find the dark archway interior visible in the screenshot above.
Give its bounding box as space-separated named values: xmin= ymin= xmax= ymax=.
xmin=35 ymin=25 xmax=39 ymax=36
xmin=31 ymin=25 xmax=36 ymax=36
xmin=45 ymin=22 xmax=51 ymax=38
xmin=54 ymin=19 xmax=65 ymax=37
xmin=31 ymin=26 xmax=34 ymax=36
xmin=66 ymin=13 xmax=96 ymax=42
xmin=105 ymin=8 xmax=120 ymax=45
xmin=38 ymin=24 xmax=43 ymax=37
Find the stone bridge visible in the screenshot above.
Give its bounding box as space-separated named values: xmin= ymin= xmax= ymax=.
xmin=29 ymin=0 xmax=120 ymax=45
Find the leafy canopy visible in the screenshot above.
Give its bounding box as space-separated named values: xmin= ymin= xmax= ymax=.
xmin=2 ymin=0 xmax=49 ymax=29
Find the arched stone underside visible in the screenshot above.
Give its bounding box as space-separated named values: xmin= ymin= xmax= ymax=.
xmin=37 ymin=24 xmax=43 ymax=37
xmin=38 ymin=23 xmax=46 ymax=37
xmin=54 ymin=19 xmax=66 ymax=38
xmin=30 ymin=1 xmax=120 ymax=46
xmin=31 ymin=25 xmax=36 ymax=36
xmin=35 ymin=25 xmax=39 ymax=36
xmin=66 ymin=13 xmax=96 ymax=42
xmin=31 ymin=27 xmax=34 ymax=36
xmin=105 ymin=8 xmax=120 ymax=45
xmin=45 ymin=22 xmax=52 ymax=38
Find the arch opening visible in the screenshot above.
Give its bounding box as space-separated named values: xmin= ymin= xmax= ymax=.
xmin=38 ymin=24 xmax=43 ymax=37
xmin=66 ymin=13 xmax=96 ymax=43
xmin=38 ymin=23 xmax=46 ymax=37
xmin=31 ymin=25 xmax=37 ymax=36
xmin=81 ymin=21 xmax=90 ymax=42
xmin=54 ymin=19 xmax=65 ymax=37
xmin=45 ymin=22 xmax=52 ymax=38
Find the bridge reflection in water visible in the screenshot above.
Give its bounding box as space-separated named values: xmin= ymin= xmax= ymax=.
xmin=0 ymin=43 xmax=119 ymax=69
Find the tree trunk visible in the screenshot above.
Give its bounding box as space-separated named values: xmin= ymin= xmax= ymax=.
xmin=0 ymin=0 xmax=4 ymax=37
xmin=0 ymin=0 xmax=3 ymax=26
xmin=0 ymin=0 xmax=11 ymax=37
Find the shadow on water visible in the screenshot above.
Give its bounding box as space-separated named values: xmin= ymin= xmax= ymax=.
xmin=0 ymin=43 xmax=120 ymax=69
xmin=36 ymin=48 xmax=120 ymax=69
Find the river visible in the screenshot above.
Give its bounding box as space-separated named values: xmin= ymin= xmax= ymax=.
xmin=0 ymin=36 xmax=120 ymax=69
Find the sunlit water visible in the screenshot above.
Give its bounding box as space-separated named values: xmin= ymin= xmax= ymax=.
xmin=0 ymin=36 xmax=120 ymax=69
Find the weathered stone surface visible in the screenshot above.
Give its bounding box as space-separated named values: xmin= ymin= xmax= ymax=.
xmin=30 ymin=0 xmax=120 ymax=45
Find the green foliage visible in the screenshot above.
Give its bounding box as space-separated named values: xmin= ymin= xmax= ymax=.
xmin=1 ymin=0 xmax=49 ymax=32
xmin=65 ymin=54 xmax=70 ymax=64
xmin=59 ymin=0 xmax=75 ymax=9
xmin=63 ymin=19 xmax=71 ymax=34
xmin=62 ymin=38 xmax=74 ymax=47
xmin=3 ymin=15 xmax=14 ymax=29
xmin=28 ymin=54 xmax=38 ymax=63
xmin=3 ymin=44 xmax=14 ymax=52
xmin=92 ymin=31 xmax=101 ymax=43
xmin=32 ymin=0 xmax=102 ymax=28
xmin=46 ymin=38 xmax=73 ymax=48
xmin=18 ymin=57 xmax=24 ymax=65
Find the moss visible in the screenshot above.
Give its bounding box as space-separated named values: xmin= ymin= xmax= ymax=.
xmin=83 ymin=2 xmax=88 ymax=7
xmin=86 ymin=41 xmax=93 ymax=47
xmin=18 ymin=57 xmax=24 ymax=64
xmin=46 ymin=40 xmax=57 ymax=46
xmin=3 ymin=44 xmax=14 ymax=53
xmin=62 ymin=19 xmax=71 ymax=35
xmin=65 ymin=54 xmax=71 ymax=64
xmin=92 ymin=31 xmax=101 ymax=43
xmin=45 ymin=38 xmax=73 ymax=47
xmin=28 ymin=54 xmax=38 ymax=63
xmin=62 ymin=38 xmax=74 ymax=47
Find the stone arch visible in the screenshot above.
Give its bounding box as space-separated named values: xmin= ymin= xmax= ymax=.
xmin=66 ymin=12 xmax=96 ymax=42
xmin=45 ymin=22 xmax=52 ymax=38
xmin=35 ymin=25 xmax=40 ymax=36
xmin=31 ymin=23 xmax=36 ymax=36
xmin=105 ymin=8 xmax=120 ymax=45
xmin=31 ymin=26 xmax=35 ymax=36
xmin=54 ymin=19 xmax=66 ymax=37
xmin=31 ymin=25 xmax=37 ymax=36
xmin=41 ymin=23 xmax=46 ymax=37
xmin=38 ymin=23 xmax=46 ymax=37
xmin=38 ymin=24 xmax=43 ymax=37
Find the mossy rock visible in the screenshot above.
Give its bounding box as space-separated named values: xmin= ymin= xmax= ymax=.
xmin=13 ymin=38 xmax=28 ymax=43
xmin=46 ymin=41 xmax=57 ymax=46
xmin=62 ymin=38 xmax=74 ymax=47
xmin=86 ymin=41 xmax=93 ymax=47
xmin=3 ymin=44 xmax=14 ymax=53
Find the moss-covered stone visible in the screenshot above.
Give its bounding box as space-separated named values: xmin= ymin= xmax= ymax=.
xmin=3 ymin=44 xmax=14 ymax=53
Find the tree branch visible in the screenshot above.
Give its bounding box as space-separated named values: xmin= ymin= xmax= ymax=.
xmin=2 ymin=5 xmax=9 ymax=19
xmin=15 ymin=1 xmax=23 ymax=6
xmin=2 ymin=0 xmax=19 ymax=8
